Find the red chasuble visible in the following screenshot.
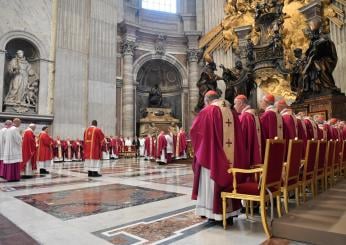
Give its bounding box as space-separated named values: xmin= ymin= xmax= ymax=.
xmin=343 ymin=127 xmax=346 ymax=140
xmin=83 ymin=126 xmax=105 ymax=160
xmin=21 ymin=129 xmax=37 ymax=171
xmin=37 ymin=132 xmax=53 ymax=161
xmin=260 ymin=106 xmax=283 ymax=156
xmin=176 ymin=132 xmax=187 ymax=157
xmin=297 ymin=119 xmax=308 ymax=156
xmin=111 ymin=138 xmax=119 ymax=155
xmin=304 ymin=118 xmax=319 ymax=140
xmin=144 ymin=136 xmax=151 ymax=156
xmin=281 ymin=109 xmax=298 ymax=140
xmin=239 ymin=108 xmax=262 ymax=166
xmin=191 ymin=100 xmax=248 ymax=214
xmin=156 ymin=134 xmax=167 ymax=157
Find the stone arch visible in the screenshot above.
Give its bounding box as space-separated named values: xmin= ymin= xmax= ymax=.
xmin=133 ymin=53 xmax=188 ymax=88
xmin=0 ymin=30 xmax=48 ymax=59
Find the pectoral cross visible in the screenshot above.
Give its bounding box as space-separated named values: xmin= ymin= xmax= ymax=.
xmin=222 ymin=101 xmax=226 ymax=107
xmin=226 ymin=118 xmax=232 ymax=127
xmin=226 ymin=139 xmax=233 ymax=148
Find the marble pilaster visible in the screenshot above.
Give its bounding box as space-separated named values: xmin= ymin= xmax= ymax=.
xmin=121 ymin=39 xmax=136 ymax=137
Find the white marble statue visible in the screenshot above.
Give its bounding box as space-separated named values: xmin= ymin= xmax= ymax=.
xmin=5 ymin=50 xmax=38 ymax=105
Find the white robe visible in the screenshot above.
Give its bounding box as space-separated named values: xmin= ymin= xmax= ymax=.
xmin=0 ymin=128 xmax=7 ymax=161
xmin=139 ymin=138 xmax=145 ymax=156
xmin=195 ymin=167 xmax=239 ymax=221
xmin=165 ymin=135 xmax=173 ymax=154
xmin=3 ymin=126 xmax=22 ymax=164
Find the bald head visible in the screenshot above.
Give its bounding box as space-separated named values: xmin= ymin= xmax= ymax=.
xmin=234 ymin=95 xmax=248 ymax=113
xmin=28 ymin=123 xmax=36 ymax=131
xmin=13 ymin=118 xmax=21 ymax=127
xmin=204 ymin=91 xmax=220 ymax=106
xmin=4 ymin=120 xmax=12 ymax=128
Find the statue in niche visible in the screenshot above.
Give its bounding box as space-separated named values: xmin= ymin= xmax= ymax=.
xmin=220 ymin=60 xmax=255 ymax=106
xmin=302 ymin=19 xmax=339 ymax=95
xmin=195 ymin=61 xmax=222 ymax=113
xmin=4 ymin=50 xmax=39 ymax=112
xmin=245 ymin=37 xmax=255 ymax=65
xmin=148 ymin=84 xmax=163 ymax=107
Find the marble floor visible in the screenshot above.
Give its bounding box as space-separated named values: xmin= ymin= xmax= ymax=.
xmin=0 ymin=158 xmax=299 ymax=245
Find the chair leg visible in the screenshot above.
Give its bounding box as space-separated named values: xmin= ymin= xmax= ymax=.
xmin=311 ymin=181 xmax=316 ymax=198
xmin=295 ymin=187 xmax=299 ymax=207
xmin=245 ymin=200 xmax=249 ymax=219
xmin=260 ymin=200 xmax=271 ymax=238
xmin=276 ymin=195 xmax=282 ymax=218
xmin=302 ymin=183 xmax=306 ymax=203
xmin=283 ymin=190 xmax=288 ymax=214
xmin=222 ymin=196 xmax=227 ymax=229
xmin=250 ymin=201 xmax=254 ymax=217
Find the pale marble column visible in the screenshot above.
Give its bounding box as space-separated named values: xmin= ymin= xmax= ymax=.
xmin=187 ymin=49 xmax=201 ymax=127
xmin=121 ymin=40 xmax=136 ymax=137
xmin=0 ymin=50 xmax=5 ymax=111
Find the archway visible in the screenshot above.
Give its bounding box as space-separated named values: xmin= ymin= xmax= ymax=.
xmin=135 ymin=57 xmax=185 ymax=134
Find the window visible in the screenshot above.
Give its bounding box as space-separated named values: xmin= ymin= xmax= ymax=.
xmin=142 ymin=0 xmax=176 ymax=14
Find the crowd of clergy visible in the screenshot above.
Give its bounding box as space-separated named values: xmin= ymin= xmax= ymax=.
xmin=0 ymin=118 xmax=189 ymax=181
xmin=190 ymin=90 xmax=346 ymax=225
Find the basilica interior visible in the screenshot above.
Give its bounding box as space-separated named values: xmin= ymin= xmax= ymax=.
xmin=0 ymin=0 xmax=346 ymax=244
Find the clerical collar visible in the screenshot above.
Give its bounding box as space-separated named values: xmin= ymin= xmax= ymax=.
xmin=280 ymin=108 xmax=292 ymax=115
xmin=241 ymin=105 xmax=251 ymax=114
xmin=265 ymin=105 xmax=276 ymax=112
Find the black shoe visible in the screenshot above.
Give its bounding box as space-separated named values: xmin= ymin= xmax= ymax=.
xmin=227 ymin=217 xmax=234 ymax=226
xmin=21 ymin=175 xmax=33 ymax=179
xmin=92 ymin=171 xmax=102 ymax=177
xmin=40 ymin=169 xmax=46 ymax=174
xmin=88 ymin=171 xmax=92 ymax=177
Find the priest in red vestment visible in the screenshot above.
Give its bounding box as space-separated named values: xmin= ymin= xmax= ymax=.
xmin=72 ymin=138 xmax=83 ymax=161
xmin=53 ymin=136 xmax=64 ymax=162
xmin=83 ymin=120 xmax=105 ymax=177
xmin=304 ymin=116 xmax=319 ymax=140
xmin=144 ymin=134 xmax=151 ymax=161
xmin=234 ymin=94 xmax=262 ymax=166
xmin=328 ymin=118 xmax=342 ymax=140
xmin=64 ymin=138 xmax=73 ymax=162
xmin=176 ymin=129 xmax=187 ymax=160
xmin=110 ymin=136 xmax=119 ymax=159
xmin=156 ymin=131 xmax=167 ymax=164
xmin=315 ymin=115 xmax=331 ymax=140
xmin=151 ymin=136 xmax=157 ymax=160
xmin=21 ymin=124 xmax=37 ymax=178
xmin=296 ymin=112 xmax=308 ymax=156
xmin=259 ymin=94 xmax=283 ymax=156
xmin=191 ymin=91 xmax=248 ymax=222
xmin=37 ymin=126 xmax=54 ymax=174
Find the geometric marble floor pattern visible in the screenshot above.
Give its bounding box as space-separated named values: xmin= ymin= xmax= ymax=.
xmin=0 ymin=158 xmax=297 ymax=244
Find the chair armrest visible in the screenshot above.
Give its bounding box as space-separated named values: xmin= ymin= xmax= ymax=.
xmin=227 ymin=168 xmax=263 ymax=174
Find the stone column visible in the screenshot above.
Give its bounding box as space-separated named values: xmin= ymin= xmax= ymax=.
xmin=121 ymin=40 xmax=136 ymax=137
xmin=187 ymin=48 xmax=201 ymax=127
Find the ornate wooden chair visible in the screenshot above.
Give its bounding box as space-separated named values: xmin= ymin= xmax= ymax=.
xmin=325 ymin=140 xmax=336 ymax=189
xmin=341 ymin=141 xmax=346 ymax=178
xmin=333 ymin=140 xmax=343 ymax=180
xmin=298 ymin=139 xmax=318 ymax=202
xmin=314 ymin=140 xmax=327 ymax=193
xmin=221 ymin=139 xmax=286 ymax=237
xmin=281 ymin=139 xmax=304 ymax=214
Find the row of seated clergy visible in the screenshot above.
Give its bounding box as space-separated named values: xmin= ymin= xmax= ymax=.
xmin=190 ymin=90 xmax=346 ymax=238
xmin=221 ymin=138 xmax=346 ymax=237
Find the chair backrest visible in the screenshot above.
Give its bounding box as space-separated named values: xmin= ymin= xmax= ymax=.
xmin=260 ymin=138 xmax=286 ymax=194
xmin=342 ymin=140 xmax=346 ymax=163
xmin=302 ymin=140 xmax=318 ymax=181
xmin=326 ymin=140 xmax=336 ymax=168
xmin=316 ymin=140 xmax=327 ymax=171
xmin=284 ymin=139 xmax=304 ymax=187
xmin=334 ymin=140 xmax=343 ymax=165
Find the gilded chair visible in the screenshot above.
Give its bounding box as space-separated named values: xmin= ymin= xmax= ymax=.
xmin=221 ymin=139 xmax=286 ymax=237
xmin=325 ymin=140 xmax=336 ymax=189
xmin=341 ymin=141 xmax=346 ymax=178
xmin=333 ymin=140 xmax=343 ymax=180
xmin=281 ymin=139 xmax=304 ymax=214
xmin=298 ymin=139 xmax=318 ymax=202
xmin=314 ymin=140 xmax=327 ymax=193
